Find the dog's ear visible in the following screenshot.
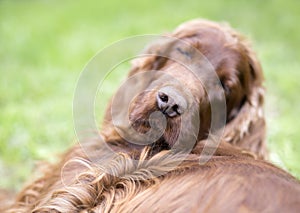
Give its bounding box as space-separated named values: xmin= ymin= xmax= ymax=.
xmin=128 ymin=38 xmax=173 ymax=77
xmin=222 ymin=39 xmax=267 ymax=159
xmin=243 ymin=40 xmax=264 ymax=91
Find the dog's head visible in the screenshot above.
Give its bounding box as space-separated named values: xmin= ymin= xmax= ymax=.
xmin=102 ymin=20 xmax=266 ymax=157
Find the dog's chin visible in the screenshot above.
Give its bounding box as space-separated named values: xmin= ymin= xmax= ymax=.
xmin=129 ymin=113 xmax=181 ymax=149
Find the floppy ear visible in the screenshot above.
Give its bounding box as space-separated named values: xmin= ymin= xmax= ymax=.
xmin=128 ymin=38 xmax=173 ymax=76
xmin=245 ymin=40 xmax=264 ymax=88
xmin=222 ymin=39 xmax=267 ymax=159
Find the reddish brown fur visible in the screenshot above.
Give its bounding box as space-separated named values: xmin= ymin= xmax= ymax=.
xmin=6 ymin=20 xmax=300 ymax=212
xmin=102 ymin=19 xmax=266 ymax=158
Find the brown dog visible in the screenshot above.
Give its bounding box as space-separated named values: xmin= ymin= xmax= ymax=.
xmin=7 ymin=20 xmax=300 ymax=212
xmin=102 ymin=19 xmax=266 ymax=158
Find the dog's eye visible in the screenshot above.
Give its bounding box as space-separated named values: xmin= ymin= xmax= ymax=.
xmin=220 ymin=81 xmax=230 ymax=95
xmin=176 ymin=47 xmax=192 ymax=59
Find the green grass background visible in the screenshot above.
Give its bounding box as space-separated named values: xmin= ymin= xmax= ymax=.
xmin=1 ymin=0 xmax=299 ymax=190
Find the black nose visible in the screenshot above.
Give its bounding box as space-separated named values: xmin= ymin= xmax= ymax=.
xmin=156 ymin=88 xmax=187 ymax=118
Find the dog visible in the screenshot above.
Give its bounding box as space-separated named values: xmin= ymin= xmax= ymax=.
xmin=7 ymin=20 xmax=300 ymax=212
xmin=102 ymin=19 xmax=266 ymax=158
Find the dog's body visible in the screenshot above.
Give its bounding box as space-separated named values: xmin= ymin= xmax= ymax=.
xmin=9 ymin=142 xmax=300 ymax=212
xmin=7 ymin=20 xmax=300 ymax=212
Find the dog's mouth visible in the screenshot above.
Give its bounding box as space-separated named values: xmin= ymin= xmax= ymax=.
xmin=129 ymin=113 xmax=181 ymax=149
xmin=128 ymin=87 xmax=188 ymax=149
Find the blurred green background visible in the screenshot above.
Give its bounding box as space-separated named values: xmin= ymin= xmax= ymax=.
xmin=1 ymin=0 xmax=299 ymax=191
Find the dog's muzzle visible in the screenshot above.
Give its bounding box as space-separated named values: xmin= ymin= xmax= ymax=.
xmin=156 ymin=86 xmax=187 ymax=118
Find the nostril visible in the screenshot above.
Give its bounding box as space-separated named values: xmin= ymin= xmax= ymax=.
xmin=158 ymin=92 xmax=168 ymax=103
xmin=172 ymin=104 xmax=178 ymax=112
xmin=172 ymin=104 xmax=179 ymax=113
xmin=157 ymin=87 xmax=187 ymax=118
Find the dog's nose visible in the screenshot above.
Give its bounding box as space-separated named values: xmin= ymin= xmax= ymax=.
xmin=156 ymin=88 xmax=187 ymax=117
